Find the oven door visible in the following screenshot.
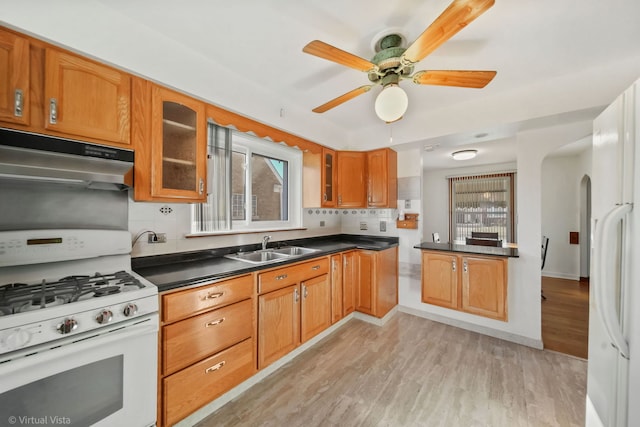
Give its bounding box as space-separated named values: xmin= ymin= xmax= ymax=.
xmin=0 ymin=315 xmax=158 ymax=427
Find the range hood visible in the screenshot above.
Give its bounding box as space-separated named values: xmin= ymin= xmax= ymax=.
xmin=0 ymin=128 xmax=134 ymax=190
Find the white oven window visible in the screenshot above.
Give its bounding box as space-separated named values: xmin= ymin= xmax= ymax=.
xmin=0 ymin=356 xmax=124 ymax=426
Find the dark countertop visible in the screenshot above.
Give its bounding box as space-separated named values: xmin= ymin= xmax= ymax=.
xmin=133 ymin=234 xmax=398 ymax=293
xmin=413 ymin=242 xmax=519 ymax=258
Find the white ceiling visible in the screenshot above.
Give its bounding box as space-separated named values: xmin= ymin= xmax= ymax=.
xmin=3 ymin=0 xmax=640 ymax=165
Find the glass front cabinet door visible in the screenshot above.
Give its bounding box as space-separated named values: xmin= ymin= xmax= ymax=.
xmin=321 ymin=148 xmax=337 ymax=207
xmin=151 ymin=85 xmax=207 ymax=201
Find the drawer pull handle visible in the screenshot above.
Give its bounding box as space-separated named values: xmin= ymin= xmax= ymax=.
xmin=276 ymin=274 xmax=288 ymax=280
xmin=205 ymin=361 xmax=226 ymax=373
xmin=204 ymin=292 xmax=224 ymax=300
xmin=205 ymin=317 xmax=225 ymax=327
xmin=311 ymin=265 xmax=320 ymax=270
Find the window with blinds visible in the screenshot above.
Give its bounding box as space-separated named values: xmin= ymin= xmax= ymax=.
xmin=448 ymin=172 xmax=516 ymax=243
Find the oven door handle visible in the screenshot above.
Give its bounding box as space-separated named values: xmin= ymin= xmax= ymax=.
xmin=0 ymin=315 xmax=159 ymax=372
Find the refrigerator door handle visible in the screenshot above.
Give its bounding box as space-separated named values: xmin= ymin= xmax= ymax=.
xmin=594 ymin=202 xmax=632 ymax=359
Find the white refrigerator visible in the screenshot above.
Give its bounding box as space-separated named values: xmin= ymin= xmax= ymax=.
xmin=587 ymin=78 xmax=640 ymax=427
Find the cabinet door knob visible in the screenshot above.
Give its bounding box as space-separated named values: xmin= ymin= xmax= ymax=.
xmin=14 ymin=89 xmax=23 ymax=117
xmin=199 ymin=178 xmax=204 ymax=195
xmin=452 ymin=260 xmax=457 ymax=272
xmin=49 ymin=98 xmax=58 ymax=124
xmin=323 ymin=193 xmax=328 ymax=202
xmin=302 ymin=285 xmax=308 ymax=298
xmin=294 ymin=288 xmax=299 ymax=303
xmin=463 ymin=260 xmax=468 ymax=273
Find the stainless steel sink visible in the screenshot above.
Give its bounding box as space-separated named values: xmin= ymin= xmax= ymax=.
xmin=224 ymin=246 xmax=318 ymax=264
xmin=273 ymin=246 xmax=318 ymax=256
xmin=224 ymin=250 xmax=290 ymax=264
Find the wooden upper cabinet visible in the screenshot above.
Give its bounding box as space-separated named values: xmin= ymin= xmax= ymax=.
xmin=44 ymin=48 xmax=131 ymax=145
xmin=147 ymin=85 xmax=207 ymax=201
xmin=367 ymin=148 xmax=397 ymax=208
xmin=0 ymin=29 xmax=30 ymax=126
xmin=321 ymin=148 xmax=337 ymax=207
xmin=336 ymin=151 xmax=366 ymax=208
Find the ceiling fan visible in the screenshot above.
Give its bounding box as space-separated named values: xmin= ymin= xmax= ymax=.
xmin=302 ymin=0 xmax=496 ymax=123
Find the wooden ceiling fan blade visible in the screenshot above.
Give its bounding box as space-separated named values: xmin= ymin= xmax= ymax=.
xmin=402 ymin=0 xmax=495 ymax=64
xmin=303 ymin=40 xmax=377 ymax=72
xmin=413 ymin=70 xmax=496 ymax=88
xmin=312 ymin=85 xmax=373 ymax=113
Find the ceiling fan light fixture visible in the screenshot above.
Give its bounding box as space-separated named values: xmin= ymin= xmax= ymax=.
xmin=374 ymin=84 xmax=408 ymax=123
xmin=451 ymin=149 xmax=478 ymax=161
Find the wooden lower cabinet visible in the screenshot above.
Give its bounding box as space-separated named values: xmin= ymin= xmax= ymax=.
xmin=421 ymin=250 xmax=508 ymax=321
xmin=163 ymin=338 xmax=254 ymax=427
xmin=461 ymin=255 xmax=507 ymax=320
xmin=342 ymin=251 xmax=357 ymax=316
xmin=330 ymin=254 xmax=343 ymax=323
xmin=421 ymin=252 xmax=459 ymax=309
xmin=355 ymin=247 xmax=398 ymax=318
xmin=158 ymin=275 xmax=255 ymax=426
xmin=257 ymin=259 xmax=331 ymax=369
xmin=258 ymin=284 xmax=300 ymax=368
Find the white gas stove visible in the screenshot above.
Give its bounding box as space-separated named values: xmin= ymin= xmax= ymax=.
xmin=0 ymin=229 xmax=158 ymax=357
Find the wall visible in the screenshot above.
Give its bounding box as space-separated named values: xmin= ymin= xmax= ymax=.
xmin=128 ymin=198 xmax=400 ymax=258
xmin=421 ymin=161 xmax=517 ymax=244
xmin=540 ymin=142 xmax=592 ymax=280
xmin=397 ymin=121 xmax=592 ymax=349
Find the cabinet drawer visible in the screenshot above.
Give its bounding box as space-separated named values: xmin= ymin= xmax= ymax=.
xmin=163 ymin=338 xmax=254 ymax=427
xmin=162 ymin=274 xmax=253 ymax=323
xmin=163 ymin=299 xmax=252 ymax=375
xmin=258 ymin=258 xmax=329 ymax=294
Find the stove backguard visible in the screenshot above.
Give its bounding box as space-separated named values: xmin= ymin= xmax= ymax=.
xmin=0 ymin=180 xmax=128 ymax=231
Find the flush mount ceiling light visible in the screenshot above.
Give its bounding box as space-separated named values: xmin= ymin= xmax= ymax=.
xmin=374 ymin=83 xmax=408 ymax=123
xmin=451 ymin=149 xmax=477 ymax=160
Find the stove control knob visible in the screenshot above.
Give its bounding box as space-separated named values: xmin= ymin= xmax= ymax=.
xmin=96 ymin=309 xmax=113 ymax=324
xmin=123 ymin=303 xmax=138 ymax=317
xmin=57 ymin=318 xmax=78 ymax=334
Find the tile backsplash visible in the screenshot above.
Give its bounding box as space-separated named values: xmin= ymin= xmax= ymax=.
xmin=128 ymin=193 xmax=402 ymax=257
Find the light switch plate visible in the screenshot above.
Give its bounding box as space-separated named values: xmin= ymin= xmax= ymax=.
xmin=404 ymin=200 xmax=411 ymax=209
xmin=380 ymin=221 xmax=386 ymax=232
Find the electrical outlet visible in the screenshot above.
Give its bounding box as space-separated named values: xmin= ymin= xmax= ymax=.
xmin=320 ymin=220 xmax=325 ymax=227
xmin=148 ymin=233 xmax=167 ymax=243
xmin=380 ymin=221 xmax=386 ymax=232
xmin=404 ymin=200 xmax=411 ymax=209
xmin=360 ymin=222 xmax=368 ymax=230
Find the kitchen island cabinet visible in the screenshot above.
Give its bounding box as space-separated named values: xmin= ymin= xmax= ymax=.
xmin=420 ymin=249 xmax=508 ymax=321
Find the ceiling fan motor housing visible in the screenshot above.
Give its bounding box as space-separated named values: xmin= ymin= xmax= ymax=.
xmin=369 ymin=33 xmax=413 ymax=83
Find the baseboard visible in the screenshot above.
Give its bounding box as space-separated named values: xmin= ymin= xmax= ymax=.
xmin=542 ymin=271 xmax=580 ymax=281
xmin=354 ymin=306 xmax=398 ymax=326
xmin=398 ymin=305 xmax=544 ymax=350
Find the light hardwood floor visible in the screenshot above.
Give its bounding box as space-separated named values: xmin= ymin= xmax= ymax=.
xmin=541 ymin=277 xmax=590 ymax=359
xmin=196 ymin=312 xmax=587 ymax=427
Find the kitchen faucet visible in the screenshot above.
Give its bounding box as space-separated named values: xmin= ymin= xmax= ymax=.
xmin=262 ymin=235 xmax=271 ymax=250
